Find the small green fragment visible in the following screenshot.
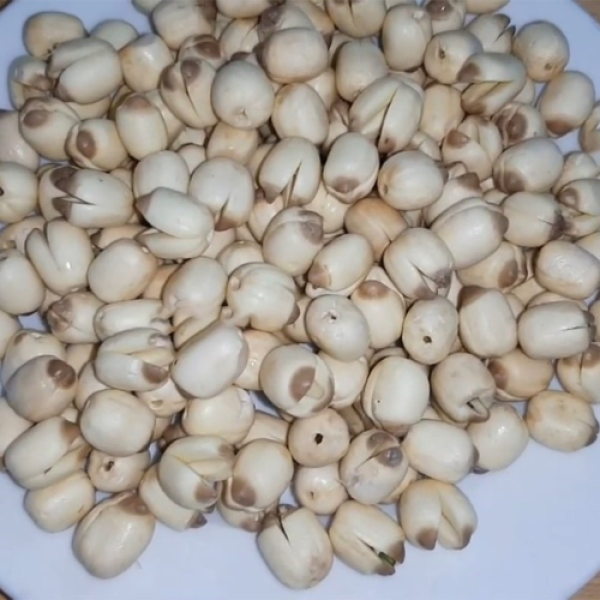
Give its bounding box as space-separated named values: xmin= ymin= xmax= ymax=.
xmin=378 ymin=551 xmax=396 ymax=567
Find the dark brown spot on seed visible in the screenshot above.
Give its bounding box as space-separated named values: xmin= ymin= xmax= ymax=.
xmin=498 ymin=258 xmax=519 ymax=290
xmin=377 ymin=446 xmax=403 ymax=467
xmin=457 ymin=172 xmax=480 ymax=191
xmin=460 ymin=525 xmax=475 ymax=548
xmin=118 ymin=492 xmax=151 ymax=516
xmin=22 ymin=109 xmax=49 ymax=128
xmin=52 ymin=197 xmax=72 ymax=218
xmin=307 ymin=262 xmax=330 ymax=289
xmin=60 ymin=420 xmax=82 ymax=444
xmin=416 ymin=527 xmax=438 ymax=550
xmin=142 ymin=363 xmax=168 ymax=385
xmin=459 ymin=285 xmax=488 ymax=310
xmin=49 ymin=165 xmax=76 ymax=190
xmin=331 ymin=176 xmax=359 ymax=194
xmin=487 ymin=359 xmax=508 ymax=391
xmin=299 ymin=218 xmax=324 ymax=245
xmin=123 ymin=94 xmax=152 ymax=111
xmin=181 ymin=59 xmax=202 ymax=84
xmin=366 ymin=430 xmax=394 ymax=450
xmin=549 ymin=211 xmax=566 ymax=240
xmin=356 ymin=280 xmax=388 ymax=299
xmin=286 ymin=303 xmax=301 ymax=326
xmin=190 ymin=512 xmax=208 ymax=528
xmin=195 ymin=480 xmax=218 ymax=503
xmin=446 ymin=130 xmax=470 ymax=148
xmin=76 ymin=129 xmax=96 ymax=159
xmin=426 ymin=0 xmax=451 ymax=17
xmin=135 ymin=194 xmax=151 ymax=214
xmin=457 ymin=62 xmax=482 ymax=83
xmin=193 ymin=35 xmax=222 ymax=59
xmin=546 ymin=118 xmax=573 ymax=137
xmin=160 ymin=66 xmax=179 ymax=92
xmin=495 ymin=213 xmax=509 ymax=236
xmin=388 ymin=540 xmax=406 ymax=565
xmin=582 ymin=343 xmax=600 ymax=368
xmin=497 ymin=169 xmax=525 ymax=194
xmin=289 ymin=366 xmax=315 ymax=401
xmin=48 ymin=358 xmax=76 ymax=388
xmin=230 ymin=476 xmax=257 ymax=508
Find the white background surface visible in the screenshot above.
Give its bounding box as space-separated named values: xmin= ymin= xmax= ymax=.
xmin=1 ymin=0 xmax=600 ymax=599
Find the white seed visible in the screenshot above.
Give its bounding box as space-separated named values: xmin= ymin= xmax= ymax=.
xmin=340 ymin=429 xmax=408 ymax=505
xmin=222 ymin=439 xmax=293 ymax=511
xmin=351 ymin=272 xmax=405 ymax=350
xmin=468 ymin=403 xmax=529 ymax=471
xmin=349 ymin=76 xmax=423 ymax=156
xmin=344 ymin=197 xmax=409 ymax=262
xmin=18 ymin=97 xmax=80 ymax=161
xmin=384 ymin=228 xmax=453 ymax=300
xmin=2 ymin=329 xmax=66 ymax=386
xmin=257 ymin=505 xmax=333 ymax=590
xmin=323 ymin=133 xmax=379 ymax=203
xmin=512 ymin=21 xmax=569 ymax=82
xmin=335 ymin=40 xmax=388 ymax=103
xmin=402 ymin=297 xmax=458 ymax=365
xmin=383 ymin=6 xmax=432 ymax=72
xmin=362 ymin=357 xmax=430 ymax=435
xmin=518 ymin=301 xmax=595 ymax=360
xmin=73 ymin=492 xmax=156 ymax=579
xmin=287 ymin=408 xmax=350 ymax=467
xmin=23 ymin=12 xmax=86 ymax=58
xmin=0 ymin=249 xmax=45 ymax=315
xmin=329 ymin=500 xmax=405 ymax=576
xmin=0 ymin=110 xmax=39 ymax=170
xmin=537 ymin=71 xmax=595 ymax=137
xmin=535 ymin=241 xmax=600 ymax=300
xmin=24 ymin=471 xmax=95 ymax=533
xmin=487 ymin=349 xmax=554 ymax=401
xmin=403 ymin=420 xmax=477 ymax=483
xmin=152 ymin=0 xmax=216 ymax=50
xmin=526 ymin=391 xmax=599 ymax=452
xmin=430 ymin=199 xmax=508 ymax=270
xmin=258 ymin=137 xmax=321 ymax=206
xmin=87 ymin=449 xmax=151 ymax=493
xmin=182 ymin=386 xmax=255 ymax=444
xmin=501 ymin=192 xmax=564 ymax=247
xmin=294 ymin=463 xmax=348 ymax=516
xmin=0 ymin=398 xmax=32 ymax=471
xmin=424 ymin=29 xmax=483 ymax=85
xmin=307 ymin=233 xmax=373 ymax=296
xmin=225 ymin=262 xmax=298 ymax=331
xmin=211 ymin=60 xmax=274 ymax=129
xmin=5 ymin=355 xmax=77 ymax=422
xmin=139 ymin=464 xmax=207 ymax=531
xmin=80 ymin=389 xmax=155 ymax=456
xmin=91 ymin=19 xmax=138 ymax=50
xmin=94 ymin=300 xmax=170 ymax=341
xmin=87 ymin=239 xmax=159 ymax=303
xmin=115 ymin=94 xmax=169 ymax=160
xmin=0 ymin=162 xmax=37 ymax=224
xmin=259 ymin=344 xmax=334 ymax=418
xmin=4 ymin=416 xmax=89 ymax=490
xmin=458 ymin=287 xmax=518 ymax=358
xmin=172 ymin=321 xmax=249 ymax=398
xmin=259 ymin=27 xmax=328 ymax=83
xmin=399 ymin=479 xmax=477 ymax=550
xmin=378 ymin=150 xmax=444 ymax=210
xmin=189 ymin=157 xmax=255 ymax=229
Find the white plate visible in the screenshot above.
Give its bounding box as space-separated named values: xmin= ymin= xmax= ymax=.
xmin=1 ymin=1 xmax=600 ymax=599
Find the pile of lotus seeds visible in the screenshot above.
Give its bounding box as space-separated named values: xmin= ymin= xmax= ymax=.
xmin=0 ymin=0 xmax=600 ymax=589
